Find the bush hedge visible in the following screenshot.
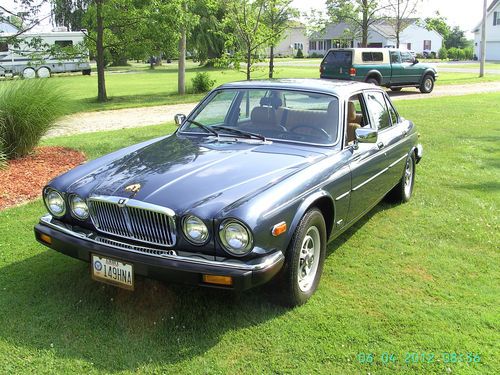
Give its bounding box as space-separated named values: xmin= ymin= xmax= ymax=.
xmin=0 ymin=80 xmax=67 ymax=159
xmin=191 ymin=72 xmax=215 ymax=93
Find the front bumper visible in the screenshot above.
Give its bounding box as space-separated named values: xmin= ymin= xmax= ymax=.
xmin=34 ymin=214 xmax=284 ymax=291
xmin=415 ymin=143 xmax=423 ymax=164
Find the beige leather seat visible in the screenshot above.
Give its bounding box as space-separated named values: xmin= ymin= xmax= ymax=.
xmin=346 ymin=101 xmax=361 ymax=144
xmin=250 ymin=106 xmax=277 ymax=129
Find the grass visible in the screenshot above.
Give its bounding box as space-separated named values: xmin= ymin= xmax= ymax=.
xmin=1 ymin=93 xmax=499 ymax=374
xmin=2 ymin=60 xmax=498 ymax=116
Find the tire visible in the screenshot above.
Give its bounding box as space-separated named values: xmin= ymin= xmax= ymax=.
xmin=419 ymin=74 xmax=434 ymax=93
xmin=366 ymin=77 xmax=379 ymax=86
xmin=386 ymin=152 xmax=416 ymax=203
xmin=37 ymin=67 xmax=51 ymax=78
xmin=281 ymin=208 xmax=326 ymax=307
xmin=22 ymin=67 xmax=36 ymax=79
xmin=390 ymin=87 xmax=402 ymax=92
xmin=82 ymin=69 xmax=91 ymax=76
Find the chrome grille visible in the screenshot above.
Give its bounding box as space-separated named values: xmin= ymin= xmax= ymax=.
xmin=88 ymin=196 xmax=176 ymax=247
xmin=95 ymin=236 xmax=177 ymax=257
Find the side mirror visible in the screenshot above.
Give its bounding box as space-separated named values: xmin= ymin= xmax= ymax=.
xmin=174 ymin=113 xmax=186 ymax=126
xmin=355 ymin=128 xmax=378 ymax=144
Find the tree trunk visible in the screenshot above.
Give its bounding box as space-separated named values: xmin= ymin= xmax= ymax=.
xmin=96 ymin=0 xmax=107 ymax=102
xmin=246 ymin=48 xmax=251 ymax=80
xmin=269 ymin=45 xmax=274 ymax=79
xmin=362 ymin=0 xmax=368 ymax=47
xmin=178 ymin=28 xmax=186 ymax=95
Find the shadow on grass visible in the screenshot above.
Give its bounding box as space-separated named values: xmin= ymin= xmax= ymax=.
xmin=0 ymin=251 xmax=286 ymax=371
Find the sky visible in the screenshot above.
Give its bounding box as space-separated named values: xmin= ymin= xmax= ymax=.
xmin=2 ymin=0 xmax=492 ymax=38
xmin=291 ymin=0 xmax=489 ymax=37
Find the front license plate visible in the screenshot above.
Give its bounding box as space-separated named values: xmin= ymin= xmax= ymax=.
xmin=91 ymin=254 xmax=134 ymax=290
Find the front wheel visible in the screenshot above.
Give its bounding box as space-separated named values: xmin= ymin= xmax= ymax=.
xmin=419 ymin=74 xmax=434 ymax=93
xmin=281 ymin=208 xmax=326 ymax=307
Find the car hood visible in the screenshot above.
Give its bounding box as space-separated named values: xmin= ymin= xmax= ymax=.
xmin=67 ymin=134 xmax=329 ymax=217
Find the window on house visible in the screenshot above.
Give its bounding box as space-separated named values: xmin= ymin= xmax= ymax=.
xmin=318 ymin=40 xmax=324 ymax=50
xmin=407 ymin=43 xmax=411 ymax=50
xmin=423 ymin=40 xmax=431 ymax=50
xmin=294 ymin=42 xmax=303 ymax=50
xmin=0 ymin=42 xmax=8 ymax=52
xmin=55 ymin=40 xmax=73 ymax=48
xmin=494 ymin=11 xmax=500 ymax=26
xmin=325 ymin=39 xmax=332 ymax=50
xmin=309 ymin=41 xmax=317 ymax=50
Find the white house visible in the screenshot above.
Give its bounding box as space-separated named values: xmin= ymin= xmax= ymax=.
xmin=473 ymin=0 xmax=500 ymax=60
xmin=309 ymin=19 xmax=443 ymax=56
xmin=272 ymin=24 xmax=309 ymax=57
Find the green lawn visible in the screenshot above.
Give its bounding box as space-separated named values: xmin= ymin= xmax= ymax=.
xmin=438 ymin=62 xmax=500 ymax=70
xmin=0 ymin=94 xmax=499 ymax=374
xmin=19 ymin=60 xmax=500 ymax=115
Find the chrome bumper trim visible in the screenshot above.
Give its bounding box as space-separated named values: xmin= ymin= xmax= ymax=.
xmin=39 ymin=214 xmax=283 ymax=272
xmin=416 ymin=144 xmax=423 ymax=163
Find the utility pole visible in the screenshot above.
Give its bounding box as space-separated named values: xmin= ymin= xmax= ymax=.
xmin=479 ymin=0 xmax=487 ymax=77
xmin=178 ymin=28 xmax=186 ymax=95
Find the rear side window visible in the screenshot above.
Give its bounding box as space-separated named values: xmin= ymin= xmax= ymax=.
xmin=362 ymin=52 xmax=383 ymax=62
xmin=365 ymin=91 xmax=392 ymax=130
xmin=324 ymin=51 xmax=352 ymax=65
xmin=55 ymin=40 xmax=73 ymax=48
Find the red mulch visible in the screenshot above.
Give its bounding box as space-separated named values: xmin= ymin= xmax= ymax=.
xmin=0 ymin=146 xmax=86 ymax=210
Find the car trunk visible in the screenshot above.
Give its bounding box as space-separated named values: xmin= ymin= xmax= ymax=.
xmin=320 ymin=50 xmax=353 ymax=79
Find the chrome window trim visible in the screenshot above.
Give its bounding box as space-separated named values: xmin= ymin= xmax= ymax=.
xmin=39 ymin=214 xmax=283 ymax=272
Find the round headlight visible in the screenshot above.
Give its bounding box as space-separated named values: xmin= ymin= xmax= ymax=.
xmin=219 ymin=220 xmax=253 ymax=256
xmin=44 ymin=188 xmax=66 ymax=217
xmin=70 ymin=195 xmax=89 ymax=220
xmin=183 ymin=215 xmax=209 ymax=244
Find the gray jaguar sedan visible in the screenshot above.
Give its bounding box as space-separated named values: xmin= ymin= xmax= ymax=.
xmin=35 ymin=79 xmax=423 ymax=306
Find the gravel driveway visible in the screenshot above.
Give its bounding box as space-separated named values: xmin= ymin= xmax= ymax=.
xmin=47 ymin=81 xmax=500 ymax=138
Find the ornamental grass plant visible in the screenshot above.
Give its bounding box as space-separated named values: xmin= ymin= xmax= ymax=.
xmin=0 ymin=79 xmax=67 ymax=159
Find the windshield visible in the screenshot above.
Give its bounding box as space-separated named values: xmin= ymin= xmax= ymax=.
xmin=180 ymin=89 xmax=340 ymax=145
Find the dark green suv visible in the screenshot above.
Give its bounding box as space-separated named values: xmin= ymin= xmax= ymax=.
xmin=320 ymin=48 xmax=438 ymax=93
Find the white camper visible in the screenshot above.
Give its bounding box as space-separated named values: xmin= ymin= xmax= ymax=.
xmin=0 ymin=29 xmax=91 ymax=78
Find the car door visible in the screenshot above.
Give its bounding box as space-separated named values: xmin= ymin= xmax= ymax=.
xmin=400 ymin=51 xmax=421 ymax=84
xmin=389 ymin=50 xmax=404 ymax=84
xmin=346 ymin=91 xmax=394 ymax=223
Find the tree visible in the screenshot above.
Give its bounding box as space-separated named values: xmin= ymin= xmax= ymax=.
xmin=326 ymin=0 xmax=385 ymax=47
xmin=224 ymin=0 xmax=271 ymax=80
xmin=383 ymin=0 xmax=421 ymax=48
xmin=445 ymin=26 xmax=468 ymax=49
xmin=422 ymin=11 xmax=450 ymax=41
xmin=262 ymin=0 xmax=298 ymax=78
xmin=51 ymin=0 xmax=90 ymax=31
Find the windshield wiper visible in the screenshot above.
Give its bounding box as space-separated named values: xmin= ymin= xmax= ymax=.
xmin=183 ymin=119 xmax=219 ymax=137
xmin=212 ymin=126 xmax=267 ymax=142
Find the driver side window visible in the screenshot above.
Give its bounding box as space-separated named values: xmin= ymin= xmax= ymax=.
xmin=401 ymin=52 xmax=414 ymax=63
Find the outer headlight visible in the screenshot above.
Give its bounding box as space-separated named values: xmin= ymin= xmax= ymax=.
xmin=70 ymin=195 xmax=89 ymax=220
xmin=182 ymin=215 xmax=209 ymax=244
xmin=44 ymin=188 xmax=66 ymax=217
xmin=219 ymin=220 xmax=253 ymax=256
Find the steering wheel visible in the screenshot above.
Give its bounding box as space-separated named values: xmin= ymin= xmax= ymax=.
xmin=290 ymin=125 xmax=331 ymax=141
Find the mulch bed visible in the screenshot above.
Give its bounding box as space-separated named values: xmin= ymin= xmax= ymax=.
xmin=0 ymin=146 xmax=86 ymax=211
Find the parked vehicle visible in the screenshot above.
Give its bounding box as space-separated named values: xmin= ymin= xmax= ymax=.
xmin=0 ymin=30 xmax=91 ymax=78
xmin=34 ymin=79 xmax=423 ymax=306
xmin=320 ymin=48 xmax=438 ymax=93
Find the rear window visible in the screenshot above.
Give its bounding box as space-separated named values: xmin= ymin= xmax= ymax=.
xmin=324 ymin=51 xmax=352 ymax=66
xmin=362 ymin=52 xmax=384 ymax=62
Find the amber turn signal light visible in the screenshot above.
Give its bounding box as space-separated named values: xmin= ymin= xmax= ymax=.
xmin=40 ymin=233 xmax=52 ymax=245
xmin=272 ymin=222 xmax=287 ymax=237
xmin=202 ymin=274 xmax=233 ymax=286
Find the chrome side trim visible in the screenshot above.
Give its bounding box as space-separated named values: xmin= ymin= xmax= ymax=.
xmin=389 ymin=154 xmax=408 ymax=168
xmin=39 ymin=214 xmax=283 ymax=272
xmin=352 ymin=167 xmax=389 ymax=191
xmin=335 ymin=191 xmax=350 ymax=201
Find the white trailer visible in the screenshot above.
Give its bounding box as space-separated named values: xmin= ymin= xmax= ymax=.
xmin=0 ymin=30 xmax=91 ymax=78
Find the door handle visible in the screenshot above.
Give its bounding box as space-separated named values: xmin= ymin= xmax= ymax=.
xmin=377 ymin=141 xmax=384 ymax=149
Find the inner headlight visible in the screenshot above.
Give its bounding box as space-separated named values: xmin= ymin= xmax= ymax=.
xmin=44 ymin=188 xmax=66 ymax=217
xmin=219 ymin=220 xmax=253 ymax=256
xmin=70 ymin=195 xmax=89 ymax=220
xmin=183 ymin=215 xmax=209 ymax=244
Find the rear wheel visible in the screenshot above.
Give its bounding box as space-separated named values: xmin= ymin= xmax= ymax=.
xmin=37 ymin=67 xmax=51 ymax=78
xmin=390 ymin=87 xmax=402 ymax=92
xmin=386 ymin=153 xmax=416 ymax=203
xmin=281 ymin=208 xmax=326 ymax=307
xmin=366 ymin=77 xmax=379 ymax=86
xmin=22 ymin=67 xmax=36 ymax=79
xmin=419 ymin=74 xmax=434 ymax=93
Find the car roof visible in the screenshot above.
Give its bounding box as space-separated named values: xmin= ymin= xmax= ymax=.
xmin=218 ymin=79 xmax=376 ymax=97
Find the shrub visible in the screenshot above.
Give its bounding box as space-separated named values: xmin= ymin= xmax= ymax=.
xmin=191 ymin=72 xmax=216 ymax=94
xmin=456 ymin=48 xmax=466 ymax=60
xmin=464 ymin=47 xmax=474 ymax=60
xmin=0 ymin=143 xmax=6 ymax=169
xmin=438 ymin=47 xmax=448 ymax=60
xmin=308 ymin=52 xmax=324 ymax=58
xmin=295 ymin=48 xmax=304 ymax=58
xmin=448 ymin=47 xmax=458 ymax=60
xmin=0 ymin=80 xmax=67 ymax=159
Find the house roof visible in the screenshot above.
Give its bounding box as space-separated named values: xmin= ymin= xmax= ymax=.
xmin=472 ymin=0 xmax=500 ymax=32
xmin=488 ymin=0 xmax=499 ymax=11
